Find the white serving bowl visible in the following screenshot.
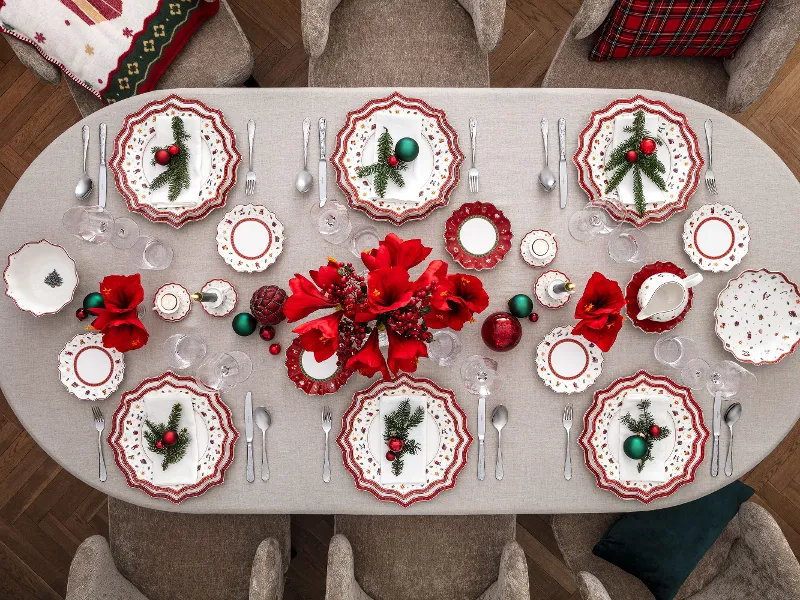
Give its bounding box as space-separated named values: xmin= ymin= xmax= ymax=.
xmin=4 ymin=240 xmax=78 ymax=316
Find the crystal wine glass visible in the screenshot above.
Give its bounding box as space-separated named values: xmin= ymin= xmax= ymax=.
xmin=62 ymin=206 xmax=114 ymax=244
xmin=607 ymin=225 xmax=650 ymax=263
xmin=427 ymin=330 xmax=462 ymax=367
xmin=164 ymin=334 xmax=207 ymax=372
xmin=349 ymin=225 xmax=380 ymax=259
xmin=310 ymin=200 xmax=352 ymax=245
xmin=460 ymin=355 xmax=500 ymax=396
xmin=654 ymin=335 xmax=699 ymax=369
xmin=109 ymin=217 xmax=140 ymax=250
xmin=196 ymin=351 xmax=253 ymax=392
xmin=568 ymin=204 xmax=619 ymax=242
xmin=706 ymin=360 xmax=758 ymax=400
xmin=681 ymin=358 xmax=710 ymax=390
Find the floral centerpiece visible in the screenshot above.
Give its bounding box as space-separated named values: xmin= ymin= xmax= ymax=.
xmin=571 ymin=272 xmax=625 ymax=352
xmin=284 ymin=234 xmax=489 ymax=379
xmin=89 ymin=274 xmax=149 ymax=353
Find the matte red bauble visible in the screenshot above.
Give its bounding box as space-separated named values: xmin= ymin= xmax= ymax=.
xmin=649 ymin=425 xmax=661 ymax=437
xmin=387 ymin=155 xmax=399 ymax=167
xmin=154 ymin=149 xmax=171 ymax=166
xmin=269 ymin=343 xmax=282 ymax=356
xmin=387 ymin=437 xmax=404 ymax=453
xmin=386 ymin=451 xmax=396 ymax=461
xmin=259 ymin=325 xmax=276 ymax=341
xmin=250 ymin=285 xmax=288 ymax=326
xmin=481 ymin=312 xmax=522 ymax=352
xmin=528 ymin=312 xmax=539 ymax=323
xmin=625 ymin=150 xmax=638 ymax=163
xmin=161 ymin=430 xmax=178 ymax=447
xmin=168 ymin=144 xmax=180 ymax=156
xmin=640 ymin=137 xmax=656 ymax=155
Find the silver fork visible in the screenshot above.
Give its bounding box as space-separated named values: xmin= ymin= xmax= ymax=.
xmin=245 ymin=119 xmax=256 ymax=196
xmin=704 ymin=120 xmax=717 ymax=195
xmin=468 ymin=117 xmax=479 ymax=193
xmin=562 ymin=404 xmax=573 ymax=481
xmin=92 ymin=407 xmax=107 ymax=482
xmin=322 ymin=405 xmax=332 ymax=483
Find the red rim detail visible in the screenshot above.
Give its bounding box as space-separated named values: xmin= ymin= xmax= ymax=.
xmin=625 ymin=262 xmax=693 ymax=334
xmin=3 ymin=240 xmax=78 ymax=317
xmin=230 ymin=218 xmax=273 ymax=260
xmin=694 ymin=217 xmax=735 ymax=260
xmin=73 ymin=346 xmax=115 ymax=387
xmin=547 ymin=339 xmax=590 ymax=381
xmin=285 ymin=337 xmax=354 ymax=396
xmin=444 ymin=201 xmax=512 ymax=270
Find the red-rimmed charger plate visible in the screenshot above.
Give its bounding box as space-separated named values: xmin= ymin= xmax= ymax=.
xmin=285 ymin=337 xmax=354 ymax=396
xmin=625 ymin=261 xmax=693 ymax=334
xmin=444 ymin=201 xmax=512 ymax=270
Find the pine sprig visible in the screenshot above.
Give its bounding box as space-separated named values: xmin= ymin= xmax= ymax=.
xmin=143 ymin=403 xmax=190 ymax=471
xmin=356 ymin=128 xmax=408 ymax=199
xmin=384 ymin=398 xmax=425 ymax=476
xmin=150 ymin=116 xmax=191 ymax=202
xmin=620 ymin=399 xmax=671 ymax=472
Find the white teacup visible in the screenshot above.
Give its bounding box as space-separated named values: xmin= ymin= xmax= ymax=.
xmin=637 ymin=272 xmax=703 ymax=322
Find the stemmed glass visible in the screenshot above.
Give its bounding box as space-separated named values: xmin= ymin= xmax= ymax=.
xmin=196 ymin=351 xmax=252 ymax=392
xmin=706 ymin=361 xmax=758 ymax=400
xmin=568 ymin=204 xmax=619 ymax=241
xmin=310 ymin=200 xmax=352 ymax=245
xmin=109 ymin=217 xmax=140 ymax=249
xmin=62 ymin=206 xmax=114 ymax=244
xmin=460 ymin=355 xmax=499 ymax=397
xmin=427 ymin=330 xmax=462 ymax=367
xmin=607 ymin=225 xmax=650 ymax=263
xmin=164 ymin=334 xmax=207 ymax=372
xmin=349 ymin=225 xmax=380 ymax=258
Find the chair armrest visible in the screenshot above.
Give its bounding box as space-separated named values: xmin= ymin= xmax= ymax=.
xmin=576 ymin=572 xmax=613 ymax=600
xmin=477 ymin=541 xmax=531 ymax=600
xmin=65 ymin=535 xmax=148 ymax=600
xmin=301 ymin=0 xmax=343 ymax=58
xmin=325 ymin=534 xmax=372 ymax=600
xmin=571 ymin=0 xmax=617 ymax=40
xmin=724 ymin=0 xmax=800 ymax=113
xmin=454 ymin=0 xmax=506 ymax=53
xmin=736 ymin=503 xmax=800 ymax=590
xmin=249 ymin=538 xmax=284 ymax=600
xmin=2 ymin=34 xmax=61 ymax=83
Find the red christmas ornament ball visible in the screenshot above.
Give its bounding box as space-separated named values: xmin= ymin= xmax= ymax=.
xmin=155 ymin=441 xmax=164 ymax=450
xmin=387 ymin=155 xmax=399 ymax=167
xmin=387 ymin=437 xmax=404 ymax=453
xmin=625 ymin=150 xmax=638 ymax=163
xmin=259 ymin=325 xmax=276 ymax=341
xmin=528 ymin=312 xmax=539 ymax=323
xmin=481 ymin=312 xmax=523 ymax=352
xmin=269 ymin=343 xmax=282 ymax=356
xmin=168 ymin=144 xmax=180 ymax=156
xmin=386 ymin=451 xmax=396 ymax=462
xmin=154 ymin=149 xmax=171 ymax=166
xmin=640 ymin=137 xmax=657 ymax=155
xmin=649 ymin=425 xmax=661 ymax=437
xmin=76 ymin=307 xmax=89 ymax=321
xmin=161 ymin=430 xmax=178 ymax=447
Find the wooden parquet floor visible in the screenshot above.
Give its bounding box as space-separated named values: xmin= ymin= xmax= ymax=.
xmin=0 ymin=2 xmax=799 ymax=599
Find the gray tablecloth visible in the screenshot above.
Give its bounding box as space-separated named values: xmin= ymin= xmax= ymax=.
xmin=1 ymin=88 xmax=798 ymax=514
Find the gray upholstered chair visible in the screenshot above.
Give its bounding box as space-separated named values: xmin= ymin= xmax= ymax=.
xmin=65 ymin=498 xmax=290 ymax=600
xmin=3 ymin=0 xmax=253 ymax=117
xmin=301 ymin=0 xmax=505 ymax=87
xmin=542 ymin=0 xmax=800 ymax=113
xmin=325 ymin=514 xmax=530 ymax=600
xmin=552 ymin=502 xmax=800 ymax=600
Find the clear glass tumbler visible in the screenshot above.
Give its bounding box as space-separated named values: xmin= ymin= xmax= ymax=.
xmin=608 ymin=225 xmax=650 ymax=263
xmin=131 ymin=236 xmax=173 ymax=270
xmin=426 ymin=330 xmax=462 ymax=367
xmin=654 ymin=335 xmax=699 ymax=369
xmin=164 ymin=334 xmax=207 ymax=371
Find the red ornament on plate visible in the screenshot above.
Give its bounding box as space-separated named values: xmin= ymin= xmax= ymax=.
xmin=649 ymin=425 xmax=661 ymax=437
xmin=269 ymin=343 xmax=282 ymax=356
xmin=155 ymin=441 xmax=164 ymax=450
xmin=387 ymin=155 xmax=399 ymax=167
xmin=387 ymin=437 xmax=404 ymax=453
xmin=259 ymin=325 xmax=276 ymax=341
xmin=480 ymin=312 xmax=522 ymax=352
xmin=154 ymin=149 xmax=171 ymax=166
xmin=161 ymin=430 xmax=178 ymax=447
xmin=386 ymin=451 xmax=396 ymax=461
xmin=168 ymin=144 xmax=180 ymax=156
xmin=625 ymin=150 xmax=638 ymax=163
xmin=640 ymin=137 xmax=656 ymax=155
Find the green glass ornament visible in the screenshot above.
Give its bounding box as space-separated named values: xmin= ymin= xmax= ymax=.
xmin=83 ymin=292 xmax=105 ymax=310
xmin=623 ymin=434 xmax=647 ymax=460
xmin=232 ymin=312 xmax=258 ymax=336
xmin=507 ymin=294 xmax=534 ymax=318
xmin=394 ymin=137 xmax=419 ymax=163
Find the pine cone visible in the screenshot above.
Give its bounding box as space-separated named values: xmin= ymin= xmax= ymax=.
xmin=250 ymin=285 xmax=287 ymax=326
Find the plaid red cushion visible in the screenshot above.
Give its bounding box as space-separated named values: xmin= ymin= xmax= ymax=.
xmin=590 ymin=0 xmax=768 ymax=61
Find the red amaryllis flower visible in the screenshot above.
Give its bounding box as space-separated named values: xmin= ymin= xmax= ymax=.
xmin=387 ymin=329 xmax=427 ymax=374
xmin=413 ymin=259 xmax=448 ymax=292
xmin=98 ymin=274 xmax=144 ymax=313
xmin=571 ymin=272 xmax=625 ymax=351
xmin=90 ymin=274 xmax=149 ymax=352
xmin=346 ymin=329 xmax=389 ymax=379
xmin=293 ymin=311 xmax=343 ymax=362
xmin=361 ymin=234 xmax=432 ymax=271
xmin=99 ymin=319 xmax=149 ymax=353
xmin=284 ymin=273 xmax=337 ymax=322
xmin=573 ymin=313 xmax=624 ymax=352
xmin=367 ymin=267 xmax=413 ymax=314
xmin=427 ymin=272 xmax=490 ymax=331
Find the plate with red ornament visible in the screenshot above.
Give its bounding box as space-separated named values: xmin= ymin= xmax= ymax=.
xmin=573 ymin=95 xmax=703 ymax=227
xmin=444 ymin=201 xmax=512 ymax=270
xmin=337 ymin=374 xmax=472 ymax=507
xmin=536 ymin=326 xmax=603 ymax=394
xmin=682 ymin=203 xmax=750 ymax=273
xmin=216 ymin=204 xmax=284 ymax=273
xmin=578 ymin=370 xmax=708 ymax=503
xmin=285 ymin=337 xmax=354 ymax=396
xmin=110 ymin=94 xmax=240 ymax=228
xmin=107 ymin=371 xmax=238 ymax=503
xmin=625 ymin=262 xmax=693 ymax=334
xmin=58 ymin=332 xmax=125 ymax=400
xmin=331 ymin=92 xmax=464 ymax=226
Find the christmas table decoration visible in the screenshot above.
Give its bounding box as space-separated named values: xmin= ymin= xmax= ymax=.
xmin=682 ymin=203 xmax=750 ymax=272
xmin=571 ymin=272 xmax=625 ymax=352
xmin=232 ymin=313 xmax=258 ymax=337
xmin=58 ymin=332 xmax=125 ymax=401
xmin=382 ymin=398 xmax=424 ymax=476
xmin=153 ymin=283 xmax=191 ymax=322
xmin=536 ymin=326 xmax=603 ymax=394
xmin=534 ymin=270 xmax=575 ymax=309
xmin=444 ymin=201 xmax=513 ymax=270
xmin=508 ymin=294 xmax=534 ymax=318
xmin=250 ymin=285 xmax=287 ymax=326
xmin=481 ymin=312 xmax=523 ymax=352
xmin=88 ymin=274 xmax=149 ymax=353
xmin=356 ymin=128 xmax=415 ymax=198
xmin=620 ymin=400 xmax=671 ymax=472
xmin=4 ymin=240 xmax=78 ymax=317
xmin=625 ymin=262 xmax=694 ymax=334
xmin=144 ymin=403 xmax=191 ymax=471
xmin=192 ymin=279 xmax=237 ymax=318
xmin=520 ymin=229 xmax=557 ymax=268
xmin=149 ymin=116 xmax=191 ymax=203
xmin=216 ymin=204 xmax=284 ymax=273
xmin=285 ymin=337 xmax=354 ymax=396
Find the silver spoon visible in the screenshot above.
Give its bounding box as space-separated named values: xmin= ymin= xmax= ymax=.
xmin=254 ymin=407 xmax=271 ymax=481
xmin=75 ymin=124 xmax=93 ymax=200
xmin=491 ymin=405 xmax=508 ymax=481
xmin=295 ymin=118 xmax=313 ymax=193
xmin=724 ymin=402 xmax=742 ymax=477
xmin=538 ymin=118 xmax=556 ymax=192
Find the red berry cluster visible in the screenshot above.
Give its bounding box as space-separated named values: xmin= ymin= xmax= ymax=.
xmin=384 ymin=286 xmax=434 ymax=343
xmin=323 ymin=263 xmax=370 ymax=319
xmin=336 ymin=318 xmax=369 ymax=365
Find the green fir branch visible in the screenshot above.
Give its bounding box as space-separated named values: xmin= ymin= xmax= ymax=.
xmin=143 ymin=403 xmax=191 ymax=471
xmin=377 ymin=127 xmax=394 ymax=162
xmin=150 ymin=116 xmax=191 ymax=202
xmin=355 ymin=128 xmax=409 ymax=198
xmin=620 ymin=399 xmax=671 ymax=473
xmin=384 ymin=399 xmax=425 ymax=476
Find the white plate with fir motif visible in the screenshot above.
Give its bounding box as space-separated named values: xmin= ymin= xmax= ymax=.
xmin=536 ymin=326 xmax=603 ymax=394
xmin=58 ymin=332 xmax=124 ymax=400
xmin=682 ymin=203 xmax=749 ymax=272
xmin=216 ymin=204 xmax=284 ymax=273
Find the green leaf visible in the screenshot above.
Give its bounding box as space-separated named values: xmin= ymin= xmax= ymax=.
xmin=633 ymin=167 xmax=645 ymax=217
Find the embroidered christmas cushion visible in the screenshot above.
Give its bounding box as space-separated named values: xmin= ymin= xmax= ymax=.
xmin=590 ymin=0 xmax=769 ymax=61
xmin=0 ymin=0 xmax=219 ymax=104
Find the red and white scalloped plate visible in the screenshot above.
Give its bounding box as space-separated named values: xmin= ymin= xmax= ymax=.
xmin=285 ymin=337 xmax=354 ymax=396
xmin=625 ymin=261 xmax=693 ymax=334
xmin=578 ymin=370 xmax=708 ymax=503
xmin=108 ymin=371 xmax=238 ymax=503
xmin=110 ymin=94 xmax=240 ymax=228
xmin=337 ymin=374 xmax=472 ymax=507
xmin=444 ymin=201 xmax=512 ymax=270
xmin=574 ymin=95 xmax=703 ymax=227
xmin=331 ymin=92 xmax=463 ymax=226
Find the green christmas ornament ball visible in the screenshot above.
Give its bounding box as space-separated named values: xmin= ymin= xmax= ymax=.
xmin=83 ymin=292 xmax=105 ymax=311
xmin=507 ymin=294 xmax=534 ymax=318
xmin=232 ymin=312 xmax=258 ymax=336
xmin=394 ymin=137 xmax=420 ymax=163
xmin=623 ymin=434 xmax=648 ymax=460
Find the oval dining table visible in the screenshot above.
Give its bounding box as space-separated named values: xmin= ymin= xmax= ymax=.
xmin=1 ymin=87 xmax=798 ymax=514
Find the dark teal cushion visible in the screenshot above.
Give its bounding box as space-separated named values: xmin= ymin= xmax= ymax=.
xmin=593 ymin=481 xmax=754 ymax=600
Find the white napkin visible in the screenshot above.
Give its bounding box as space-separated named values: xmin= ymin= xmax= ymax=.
xmin=612 ymin=115 xmax=665 ymax=206
xmin=368 ymin=111 xmax=423 ymax=203
xmin=143 ymin=394 xmax=199 ymax=486
xmin=146 ymin=116 xmax=203 ymax=208
xmin=379 ymin=395 xmax=427 ymax=485
xmin=619 ymin=397 xmax=671 ymax=483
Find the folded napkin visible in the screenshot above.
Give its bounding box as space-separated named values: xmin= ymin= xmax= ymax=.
xmin=145 ymin=116 xmax=203 ymax=208
xmin=143 ymin=394 xmax=199 ymax=486
xmin=619 ymin=397 xmax=671 ymax=483
xmin=612 ymin=114 xmax=665 ymax=206
xmin=379 ymin=395 xmax=427 ymax=485
xmin=368 ymin=111 xmax=423 ymax=203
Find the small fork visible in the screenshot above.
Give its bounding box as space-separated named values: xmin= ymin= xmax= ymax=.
xmin=245 ymin=119 xmax=256 ymax=196
xmin=322 ymin=405 xmax=332 ymax=483
xmin=704 ymin=120 xmax=717 ymax=195
xmin=562 ymin=404 xmax=573 ymax=481
xmin=92 ymin=407 xmax=107 ymax=482
xmin=468 ymin=117 xmax=479 ymax=193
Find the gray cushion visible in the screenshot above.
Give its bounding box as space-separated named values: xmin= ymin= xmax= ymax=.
xmin=66 ymin=535 xmax=149 ymax=600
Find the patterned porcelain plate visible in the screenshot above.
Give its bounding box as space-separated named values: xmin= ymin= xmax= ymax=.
xmin=107 ymin=371 xmax=238 ymax=503
xmin=625 ymin=262 xmax=693 ymax=334
xmin=520 ymin=229 xmax=557 ymax=268
xmin=534 ymin=270 xmax=573 ymax=309
xmin=574 ymin=95 xmax=704 ymax=227
xmin=337 ymin=374 xmax=472 ymax=507
xmin=216 ymin=204 xmax=284 ymax=273
xmin=110 ymin=94 xmax=240 ymax=228
xmin=285 ymin=337 xmax=354 ymax=396
xmin=536 ymin=326 xmax=603 ymax=394
xmin=4 ymin=240 xmax=78 ymax=316
xmin=443 ymin=202 xmax=512 ymax=270
xmin=714 ymin=269 xmax=800 ymax=365
xmin=683 ymin=203 xmax=750 ymax=273
xmin=198 ymin=279 xmax=237 ymax=318
xmin=579 ymin=370 xmax=708 ymax=503
xmin=153 ymin=283 xmax=191 ymax=322
xmin=58 ymin=332 xmax=124 ymax=400
xmin=331 ymin=92 xmax=464 ymax=226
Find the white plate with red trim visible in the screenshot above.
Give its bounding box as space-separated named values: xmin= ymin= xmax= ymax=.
xmin=520 ymin=229 xmax=557 ymax=268
xmin=4 ymin=240 xmax=78 ymax=317
xmin=535 ymin=326 xmax=603 ymax=394
xmin=216 ymin=204 xmax=284 ymax=273
xmin=682 ymin=203 xmax=749 ymax=273
xmin=58 ymin=332 xmax=124 ymax=400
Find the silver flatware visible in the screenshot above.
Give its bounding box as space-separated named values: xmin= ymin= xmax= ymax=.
xmin=711 ymin=390 xmax=722 ymax=476
xmin=75 ymin=125 xmax=92 ymax=200
xmin=468 ymin=117 xmax=479 ymax=193
xmin=477 ymin=391 xmax=486 ymax=481
xmin=562 ymin=404 xmax=572 ymax=481
xmin=724 ymin=402 xmax=742 ymax=477
xmin=245 ymin=391 xmax=255 ymax=482
xmin=245 ymin=119 xmax=256 ymax=196
xmin=538 ymin=118 xmax=556 ymax=192
xmin=295 ymin=118 xmax=313 ymax=193
xmin=254 ymin=406 xmax=271 ymax=481
xmin=558 ymin=118 xmax=567 ymax=209
xmin=98 ymin=123 xmax=107 ymax=211
xmin=318 ymin=118 xmax=327 ymax=207
xmin=491 ymin=405 xmax=507 ymax=481
xmin=704 ymin=120 xmax=717 ymax=195
xmin=91 ymin=407 xmax=107 ymax=482
xmin=322 ymin=405 xmax=332 ymax=482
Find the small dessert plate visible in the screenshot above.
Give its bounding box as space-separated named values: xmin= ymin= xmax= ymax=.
xmin=153 ymin=284 xmax=191 ymax=322
xmin=59 ymin=332 xmax=125 ymax=400
xmin=4 ymin=240 xmax=78 ymax=316
xmin=535 ymin=269 xmax=572 ymax=309
xmin=536 ymin=326 xmax=603 ymax=394
xmin=682 ymin=203 xmax=749 ymax=273
xmin=285 ymin=337 xmax=353 ymax=396
xmin=520 ymin=229 xmax=557 ymax=268
xmin=444 ymin=201 xmax=512 ymax=270
xmin=216 ymin=204 xmax=284 ymax=273
xmin=198 ymin=279 xmax=237 ymax=318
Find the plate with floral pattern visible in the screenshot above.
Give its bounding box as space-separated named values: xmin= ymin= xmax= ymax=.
xmin=216 ymin=204 xmax=284 ymax=273
xmin=337 ymin=374 xmax=472 ymax=507
xmin=285 ymin=337 xmax=354 ymax=396
xmin=682 ymin=203 xmax=749 ymax=272
xmin=714 ymin=269 xmax=800 ymax=365
xmin=536 ymin=326 xmax=603 ymax=394
xmin=444 ymin=201 xmax=512 ymax=270
xmin=58 ymin=332 xmax=124 ymax=400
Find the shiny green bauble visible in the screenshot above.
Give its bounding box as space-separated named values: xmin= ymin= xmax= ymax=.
xmin=83 ymin=292 xmax=105 ymax=310
xmin=232 ymin=312 xmax=258 ymax=336
xmin=394 ymin=137 xmax=420 ymax=163
xmin=507 ymin=294 xmax=534 ymax=318
xmin=623 ymin=434 xmax=648 ymax=460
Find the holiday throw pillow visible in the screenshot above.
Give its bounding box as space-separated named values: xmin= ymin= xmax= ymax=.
xmin=590 ymin=0 xmax=769 ymax=61
xmin=0 ymin=0 xmax=219 ymax=104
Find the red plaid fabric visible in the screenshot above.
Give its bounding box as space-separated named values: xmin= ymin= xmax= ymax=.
xmin=590 ymin=0 xmax=768 ymax=61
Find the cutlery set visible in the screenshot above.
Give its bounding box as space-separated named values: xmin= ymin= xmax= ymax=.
xmin=244 ymin=391 xmax=272 ymax=482
xmin=537 ymin=117 xmax=568 ymax=208
xmin=712 ymin=394 xmax=742 ymax=478
xmin=74 ymin=123 xmax=108 ymax=211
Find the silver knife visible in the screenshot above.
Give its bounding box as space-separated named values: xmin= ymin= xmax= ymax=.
xmin=711 ymin=391 xmax=721 ymax=476
xmin=477 ymin=394 xmax=486 ymax=481
xmin=245 ymin=391 xmax=254 ymax=482
xmin=98 ymin=123 xmax=107 ymax=211
xmin=558 ymin=118 xmax=567 ymax=209
xmin=318 ymin=118 xmax=327 ymax=208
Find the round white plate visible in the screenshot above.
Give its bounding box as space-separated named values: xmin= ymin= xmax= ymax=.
xmin=58 ymin=332 xmax=125 ymax=400
xmin=153 ymin=283 xmax=191 ymax=322
xmin=198 ymin=279 xmax=237 ymax=317
xmin=216 ymin=204 xmax=284 ymax=273
xmin=682 ymin=203 xmax=749 ymax=272
xmin=520 ymin=229 xmax=557 ymax=268
xmin=459 ymin=215 xmax=499 ymax=256
xmin=535 ymin=270 xmax=572 ymax=309
xmin=536 ymin=326 xmax=603 ymax=394
xmin=4 ymin=240 xmax=78 ymax=316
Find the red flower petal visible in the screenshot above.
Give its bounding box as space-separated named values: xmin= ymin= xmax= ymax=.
xmin=345 ymin=329 xmax=389 ymax=379
xmin=367 ymin=267 xmax=413 ymax=314
xmin=382 ymin=233 xmax=432 ymax=270
xmin=101 ymin=319 xmax=149 ymax=353
xmin=283 ymin=273 xmax=336 ymax=322
xmin=573 ymin=272 xmax=625 ymax=321
xmin=293 ymin=311 xmax=343 ymax=362
xmin=99 ymin=274 xmax=144 ymax=313
xmin=387 ymin=329 xmax=427 ymax=374
xmin=573 ymin=313 xmax=623 ymax=352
